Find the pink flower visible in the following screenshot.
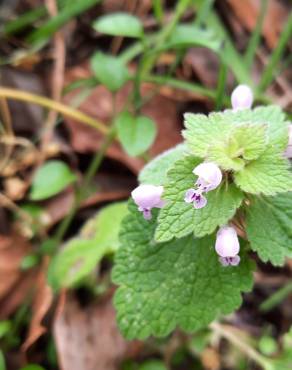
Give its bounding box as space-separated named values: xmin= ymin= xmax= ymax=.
xmin=284 ymin=124 xmax=292 ymax=158
xmin=193 ymin=162 xmax=222 ymax=192
xmin=231 ymin=85 xmax=253 ymax=111
xmin=184 ymin=162 xmax=222 ymax=209
xmin=215 ymin=225 xmax=240 ymax=266
xmin=184 ymin=189 xmax=207 ymax=209
xmin=131 ymin=184 xmax=165 ymax=220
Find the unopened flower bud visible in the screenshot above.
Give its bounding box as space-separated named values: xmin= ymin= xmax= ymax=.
xmin=131 ymin=184 xmax=165 ymax=220
xmin=231 ymin=84 xmax=253 ymax=111
xmin=215 ymin=225 xmax=240 ymax=266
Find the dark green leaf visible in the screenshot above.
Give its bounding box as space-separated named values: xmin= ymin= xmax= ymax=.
xmin=113 ymin=202 xmax=254 ymax=339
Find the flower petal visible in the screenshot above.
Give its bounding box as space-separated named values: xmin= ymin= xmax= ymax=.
xmin=231 ymin=84 xmax=253 ymax=111
xmin=184 ymin=188 xmax=196 ymax=203
xmin=215 ymin=225 xmax=240 ymax=257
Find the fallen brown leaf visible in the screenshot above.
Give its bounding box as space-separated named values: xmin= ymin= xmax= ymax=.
xmin=0 ymin=233 xmax=38 ymax=319
xmin=22 ymin=258 xmax=53 ymax=352
xmin=44 ymin=173 xmax=132 ymax=227
xmin=53 ymin=291 xmax=142 ymax=370
xmin=63 ymin=63 xmax=182 ymax=174
xmin=226 ymin=0 xmax=289 ymax=49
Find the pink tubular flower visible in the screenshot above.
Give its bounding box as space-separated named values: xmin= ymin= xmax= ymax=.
xmin=284 ymin=124 xmax=292 ymax=158
xmin=184 ymin=162 xmax=222 ymax=209
xmin=131 ymin=184 xmax=165 ymax=220
xmin=184 ymin=189 xmax=207 ymax=209
xmin=193 ymin=162 xmax=222 ymax=192
xmin=231 ymin=84 xmax=253 ymax=111
xmin=215 ymin=225 xmax=240 ymax=266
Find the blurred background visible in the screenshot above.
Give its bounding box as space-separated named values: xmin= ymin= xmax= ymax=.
xmin=0 ymin=0 xmax=291 ymax=369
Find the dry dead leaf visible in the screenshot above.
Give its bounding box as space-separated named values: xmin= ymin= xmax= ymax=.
xmin=63 ymin=63 xmax=182 ymax=174
xmin=44 ymin=173 xmax=131 ymax=227
xmin=0 ymin=233 xmax=38 ymax=319
xmin=22 ymin=258 xmax=53 ymax=352
xmin=226 ymin=0 xmax=289 ymax=49
xmin=53 ymin=291 xmax=142 ymax=370
xmin=201 ymin=347 xmax=220 ymax=370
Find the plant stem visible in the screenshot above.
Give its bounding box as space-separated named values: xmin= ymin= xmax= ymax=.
xmin=210 ymin=322 xmax=273 ymax=370
xmin=0 ymin=87 xmax=108 ymax=134
xmin=140 ymin=0 xmax=192 ymax=76
xmin=145 ymin=75 xmax=219 ymax=100
xmin=260 ymin=281 xmax=292 ymax=312
xmin=54 ymin=125 xmax=116 ymax=243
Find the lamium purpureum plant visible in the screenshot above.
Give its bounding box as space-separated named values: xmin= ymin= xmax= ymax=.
xmin=112 ymin=84 xmax=292 ymax=340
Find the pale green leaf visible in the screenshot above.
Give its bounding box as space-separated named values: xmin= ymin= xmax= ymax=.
xmin=93 ymin=12 xmax=143 ymax=38
xmin=207 ymin=139 xmax=245 ymax=171
xmin=138 ymin=360 xmax=167 ymax=370
xmin=30 ymin=160 xmax=76 ymax=200
xmin=139 ymin=143 xmax=187 ymax=185
xmin=246 ymin=193 xmax=292 ymax=265
xmin=165 ymin=24 xmax=220 ymax=51
xmin=234 ymin=147 xmax=292 ymax=195
xmin=207 ymin=123 xmax=267 ymax=171
xmin=183 ymin=112 xmax=233 ymax=157
xmin=155 ymin=156 xmax=244 ymax=242
xmin=90 ymin=52 xmax=129 ymax=91
xmin=116 ymin=111 xmax=157 ymax=156
xmin=81 ymin=202 xmax=128 ymax=253
xmin=113 ymin=203 xmax=254 ymax=339
xmin=48 ymin=202 xmax=128 ymax=290
xmin=48 ymin=239 xmax=105 ymax=290
xmin=232 ymin=123 xmax=267 ymax=160
xmin=223 ymin=106 xmax=289 ymax=150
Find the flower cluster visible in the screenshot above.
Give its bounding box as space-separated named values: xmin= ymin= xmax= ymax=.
xmin=130 ymin=85 xmax=259 ymax=267
xmin=184 ymin=162 xmax=222 ymax=209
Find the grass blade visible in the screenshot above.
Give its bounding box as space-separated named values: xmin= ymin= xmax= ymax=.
xmin=258 ymin=13 xmax=292 ymax=93
xmin=244 ymin=0 xmax=268 ymax=69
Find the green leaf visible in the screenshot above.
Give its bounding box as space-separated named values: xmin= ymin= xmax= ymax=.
xmin=48 ymin=202 xmax=128 ymax=290
xmin=138 ymin=360 xmax=167 ymax=370
xmin=19 ymin=366 xmax=45 ymax=370
xmin=90 ymin=52 xmax=129 ymax=92
xmin=167 ymin=24 xmax=220 ymax=51
xmin=139 ymin=143 xmax=187 ymax=185
xmin=48 ymin=239 xmax=105 ymax=290
xmin=207 ymin=123 xmax=267 ymax=171
xmin=81 ymin=202 xmax=128 ymax=253
xmin=0 ymin=321 xmax=11 ymax=339
xmin=155 ymin=156 xmax=243 ymax=242
xmin=116 ymin=111 xmax=157 ymax=156
xmin=207 ymin=140 xmax=245 ymax=171
xmin=27 ymin=0 xmax=101 ymax=46
xmin=183 ymin=106 xmax=289 ymax=163
xmin=93 ymin=12 xmax=143 ymax=38
xmin=222 ymin=106 xmax=289 ymax=151
xmin=246 ymin=193 xmax=292 ymax=265
xmin=183 ymin=112 xmax=233 ymax=158
xmin=30 ymin=160 xmax=76 ymax=200
xmin=0 ymin=350 xmax=5 ymax=370
xmin=234 ymin=147 xmax=292 ymax=196
xmin=113 ymin=203 xmax=254 ymax=339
